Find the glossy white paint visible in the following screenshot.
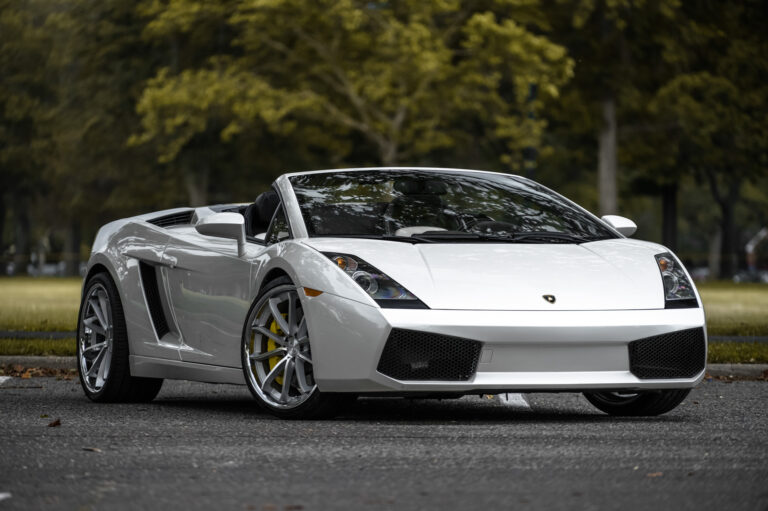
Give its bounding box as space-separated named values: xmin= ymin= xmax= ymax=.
xmin=194 ymin=212 xmax=247 ymax=257
xmin=301 ymin=292 xmax=705 ymax=392
xmin=82 ymin=167 xmax=707 ymax=395
xmin=302 ymin=237 xmax=668 ymax=310
xmin=601 ymin=215 xmax=638 ymax=237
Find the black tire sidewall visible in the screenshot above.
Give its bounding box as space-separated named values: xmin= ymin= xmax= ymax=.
xmin=584 ymin=389 xmax=691 ymax=416
xmin=77 ymin=272 xmax=129 ymax=401
xmin=241 ymin=276 xmax=339 ymax=419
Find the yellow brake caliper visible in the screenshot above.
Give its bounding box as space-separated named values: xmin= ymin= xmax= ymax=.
xmin=267 ymin=315 xmax=286 ymax=385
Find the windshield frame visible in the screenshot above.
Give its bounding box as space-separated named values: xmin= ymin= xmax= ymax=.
xmin=281 ymin=167 xmax=622 ymax=243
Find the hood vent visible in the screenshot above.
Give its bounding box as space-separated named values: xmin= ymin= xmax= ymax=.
xmin=147 ymin=210 xmax=194 ymax=228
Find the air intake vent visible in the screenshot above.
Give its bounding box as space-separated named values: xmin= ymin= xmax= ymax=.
xmin=139 ymin=262 xmax=170 ymax=339
xmin=377 ymin=329 xmax=482 ymax=381
xmin=147 ymin=211 xmax=194 ymax=228
xmin=629 ymin=327 xmax=706 ymax=379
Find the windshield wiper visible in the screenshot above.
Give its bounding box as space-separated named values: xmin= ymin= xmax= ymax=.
xmin=311 ymin=234 xmax=435 ymax=243
xmin=417 ymin=231 xmax=594 ymax=243
xmin=508 ymin=231 xmax=590 ymax=243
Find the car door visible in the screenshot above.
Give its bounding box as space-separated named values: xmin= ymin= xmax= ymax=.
xmin=117 ymin=222 xmax=185 ymax=360
xmin=162 ymin=224 xmax=260 ymax=368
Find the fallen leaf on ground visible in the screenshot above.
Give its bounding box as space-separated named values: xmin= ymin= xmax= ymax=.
xmin=646 ymin=472 xmax=663 ymax=478
xmin=48 ymin=418 xmax=61 ymax=427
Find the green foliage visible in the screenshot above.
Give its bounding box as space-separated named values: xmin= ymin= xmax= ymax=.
xmin=130 ymin=0 xmax=573 ymax=172
xmin=0 ymin=0 xmax=766 ymax=272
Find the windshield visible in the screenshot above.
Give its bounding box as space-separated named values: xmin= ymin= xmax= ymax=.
xmin=289 ymin=170 xmax=616 ymax=242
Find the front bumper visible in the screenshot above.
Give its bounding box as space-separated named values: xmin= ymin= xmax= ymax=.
xmin=304 ymin=293 xmax=707 ymax=393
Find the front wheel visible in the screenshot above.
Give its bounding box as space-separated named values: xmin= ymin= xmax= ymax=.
xmin=242 ymin=276 xmax=353 ymax=419
xmin=77 ymin=272 xmax=163 ymax=402
xmin=584 ymin=389 xmax=691 ymax=416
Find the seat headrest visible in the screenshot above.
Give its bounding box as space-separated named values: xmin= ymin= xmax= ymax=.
xmin=393 ymin=179 xmax=448 ymax=195
xmin=244 ymin=190 xmax=279 ymax=236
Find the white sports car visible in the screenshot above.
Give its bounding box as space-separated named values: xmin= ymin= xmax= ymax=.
xmin=77 ymin=167 xmax=706 ymax=418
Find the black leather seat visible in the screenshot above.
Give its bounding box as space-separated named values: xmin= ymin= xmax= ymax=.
xmin=386 ymin=179 xmax=459 ymax=231
xmin=244 ymin=190 xmax=279 ymax=237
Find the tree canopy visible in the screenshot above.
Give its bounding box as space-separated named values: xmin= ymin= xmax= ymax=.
xmin=1 ymin=0 xmax=766 ymax=277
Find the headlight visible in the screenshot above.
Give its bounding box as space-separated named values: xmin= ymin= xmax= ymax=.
xmin=654 ymin=253 xmax=698 ymax=308
xmin=324 ymin=253 xmax=427 ymax=309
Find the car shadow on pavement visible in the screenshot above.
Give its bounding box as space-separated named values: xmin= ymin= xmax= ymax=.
xmin=151 ymin=395 xmax=693 ymax=424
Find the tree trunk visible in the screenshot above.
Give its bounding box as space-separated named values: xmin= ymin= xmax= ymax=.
xmin=379 ymin=141 xmax=398 ymax=167
xmin=181 ymin=153 xmax=209 ymax=206
xmin=12 ymin=199 xmax=30 ymax=276
xmin=718 ymin=181 xmax=739 ymax=279
xmin=0 ymin=195 xmax=6 ymax=253
xmin=598 ymin=96 xmax=618 ymax=216
xmin=708 ymin=229 xmax=721 ymax=280
xmin=64 ymin=220 xmax=81 ymax=277
xmin=661 ymin=183 xmax=678 ymax=251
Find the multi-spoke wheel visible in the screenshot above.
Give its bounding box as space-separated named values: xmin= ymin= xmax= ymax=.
xmin=242 ymin=276 xmax=354 ymax=419
xmin=79 ymin=282 xmax=114 ymax=393
xmin=77 ymin=272 xmax=163 ymax=402
xmin=584 ymin=389 xmax=691 ymax=416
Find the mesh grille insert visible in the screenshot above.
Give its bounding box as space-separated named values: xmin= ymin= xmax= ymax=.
xmin=147 ymin=211 xmax=194 ymax=228
xmin=629 ymin=327 xmax=706 ymax=379
xmin=377 ymin=329 xmax=482 ymax=381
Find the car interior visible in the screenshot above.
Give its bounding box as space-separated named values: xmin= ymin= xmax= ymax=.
xmin=300 ymin=178 xmax=464 ymax=236
xmin=239 ymin=190 xmax=280 ymax=240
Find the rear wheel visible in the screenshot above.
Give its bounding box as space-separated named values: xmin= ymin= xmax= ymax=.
xmin=584 ymin=389 xmax=690 ymax=416
xmin=77 ymin=272 xmax=163 ymax=402
xmin=242 ymin=276 xmax=353 ymax=419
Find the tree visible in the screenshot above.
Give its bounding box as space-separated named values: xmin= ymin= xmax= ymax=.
xmin=648 ymin=0 xmax=768 ymax=277
xmin=131 ymin=0 xmax=574 ymax=206
xmin=0 ymin=0 xmax=55 ymax=273
xmin=231 ymin=0 xmax=573 ymax=169
xmin=542 ymin=0 xmax=681 ymax=216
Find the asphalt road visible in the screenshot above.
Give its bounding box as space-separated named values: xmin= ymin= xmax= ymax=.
xmin=1 ymin=377 xmax=766 ymax=511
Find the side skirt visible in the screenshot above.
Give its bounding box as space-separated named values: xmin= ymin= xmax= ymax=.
xmin=130 ymin=355 xmax=245 ymax=385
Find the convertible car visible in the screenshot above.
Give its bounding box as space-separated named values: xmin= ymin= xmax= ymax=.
xmin=77 ymin=167 xmax=706 ymax=418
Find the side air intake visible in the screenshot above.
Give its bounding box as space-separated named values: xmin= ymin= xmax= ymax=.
xmin=629 ymin=327 xmax=706 ymax=379
xmin=147 ymin=210 xmax=194 ymax=228
xmin=139 ymin=262 xmax=170 ymax=339
xmin=377 ymin=329 xmax=482 ymax=381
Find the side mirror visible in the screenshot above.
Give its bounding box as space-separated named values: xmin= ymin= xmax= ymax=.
xmin=601 ymin=215 xmax=637 ymax=237
xmin=195 ymin=212 xmax=246 ymax=257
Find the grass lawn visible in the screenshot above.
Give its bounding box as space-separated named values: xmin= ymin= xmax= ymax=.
xmin=0 ymin=277 xmax=81 ymax=331
xmin=697 ymin=282 xmax=768 ymax=337
xmin=0 ymin=278 xmax=766 ymax=362
xmin=0 ymin=338 xmax=76 ymax=356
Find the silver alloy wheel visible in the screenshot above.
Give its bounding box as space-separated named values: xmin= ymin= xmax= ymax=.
xmin=79 ymin=283 xmax=114 ymax=393
xmin=244 ymin=285 xmax=317 ymax=409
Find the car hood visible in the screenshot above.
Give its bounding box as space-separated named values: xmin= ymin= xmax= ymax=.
xmin=302 ymin=238 xmax=667 ymax=311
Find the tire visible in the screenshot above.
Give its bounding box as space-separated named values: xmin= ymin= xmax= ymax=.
xmin=77 ymin=271 xmax=163 ymax=403
xmin=241 ymin=276 xmax=354 ymax=419
xmin=583 ymin=389 xmax=691 ymax=416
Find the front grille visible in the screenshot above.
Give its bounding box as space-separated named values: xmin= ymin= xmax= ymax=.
xmin=147 ymin=211 xmax=194 ymax=228
xmin=376 ymin=329 xmax=482 ymax=381
xmin=629 ymin=327 xmax=706 ymax=379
